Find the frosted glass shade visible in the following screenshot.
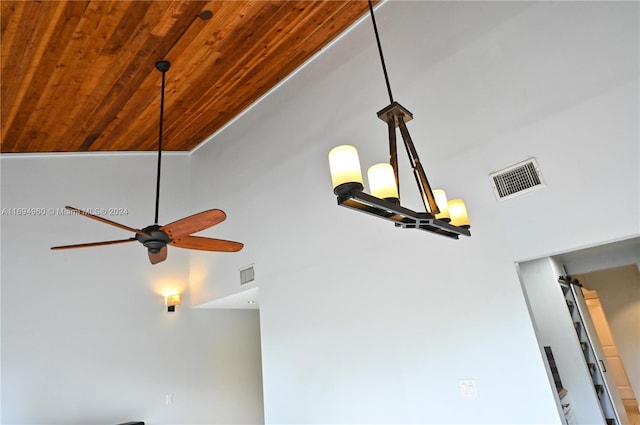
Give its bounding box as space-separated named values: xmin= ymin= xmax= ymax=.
xmin=166 ymin=294 xmax=181 ymax=307
xmin=448 ymin=199 xmax=470 ymax=227
xmin=329 ymin=145 xmax=363 ymax=189
xmin=368 ymin=163 xmax=399 ymax=200
xmin=433 ymin=189 xmax=450 ymax=220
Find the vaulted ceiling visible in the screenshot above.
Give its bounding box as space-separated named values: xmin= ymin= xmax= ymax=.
xmin=1 ymin=1 xmax=372 ymax=153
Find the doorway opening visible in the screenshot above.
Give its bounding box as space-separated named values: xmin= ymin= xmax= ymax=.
xmin=517 ymin=237 xmax=639 ymax=425
xmin=578 ymin=267 xmax=639 ymax=424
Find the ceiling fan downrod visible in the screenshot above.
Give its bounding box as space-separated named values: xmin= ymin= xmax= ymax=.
xmin=154 ymin=60 xmax=170 ymax=225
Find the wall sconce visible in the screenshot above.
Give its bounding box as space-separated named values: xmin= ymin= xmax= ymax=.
xmin=166 ymin=294 xmax=181 ymax=312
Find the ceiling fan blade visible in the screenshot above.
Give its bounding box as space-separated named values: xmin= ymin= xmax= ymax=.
xmin=161 ymin=209 xmax=227 ymax=238
xmin=170 ymin=235 xmax=243 ymax=252
xmin=65 ymin=206 xmax=151 ymax=238
xmin=148 ymin=245 xmax=168 ymax=265
xmin=51 ymin=238 xmax=136 ymax=250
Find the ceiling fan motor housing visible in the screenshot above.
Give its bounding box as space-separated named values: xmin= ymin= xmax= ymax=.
xmin=136 ymin=225 xmax=172 ymax=253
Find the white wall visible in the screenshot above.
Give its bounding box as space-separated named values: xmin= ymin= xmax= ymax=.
xmin=193 ymin=135 xmax=561 ymax=423
xmin=579 ymin=265 xmax=640 ymax=401
xmin=190 ymin=1 xmax=638 ymax=423
xmin=0 ymin=154 xmax=264 ymax=424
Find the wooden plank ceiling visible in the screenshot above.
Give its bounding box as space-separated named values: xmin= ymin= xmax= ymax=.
xmin=1 ymin=1 xmax=371 ymax=153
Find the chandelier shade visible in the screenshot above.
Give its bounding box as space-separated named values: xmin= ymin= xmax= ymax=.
xmin=329 ymin=145 xmax=364 ymax=194
xmin=368 ymin=163 xmax=399 ymax=201
xmin=433 ymin=189 xmax=451 ymax=221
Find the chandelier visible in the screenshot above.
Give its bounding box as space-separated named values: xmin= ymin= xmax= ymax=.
xmin=328 ymin=1 xmax=470 ymax=239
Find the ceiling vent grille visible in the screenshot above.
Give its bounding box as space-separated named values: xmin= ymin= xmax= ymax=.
xmin=240 ymin=265 xmax=255 ymax=285
xmin=490 ymin=158 xmax=544 ymax=200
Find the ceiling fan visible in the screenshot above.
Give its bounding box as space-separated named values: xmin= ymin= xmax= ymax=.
xmin=51 ymin=61 xmax=244 ymax=265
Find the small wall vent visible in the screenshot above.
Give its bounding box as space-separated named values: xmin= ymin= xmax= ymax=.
xmin=490 ymin=158 xmax=544 ymax=200
xmin=240 ymin=265 xmax=255 ymax=285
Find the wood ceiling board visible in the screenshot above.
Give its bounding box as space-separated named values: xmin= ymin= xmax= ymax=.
xmin=1 ymin=0 xmax=372 ymax=153
xmin=172 ymin=0 xmax=370 ymax=151
xmin=25 ymin=1 xmax=140 ymax=152
xmin=81 ymin=1 xmax=210 ymax=152
xmin=107 ymin=1 xmax=283 ymax=152
xmin=75 ymin=2 xmax=208 ymax=152
xmin=2 ymin=2 xmax=84 ymax=151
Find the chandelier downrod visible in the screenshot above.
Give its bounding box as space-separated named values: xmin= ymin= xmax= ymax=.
xmin=368 ymin=0 xmax=394 ymax=104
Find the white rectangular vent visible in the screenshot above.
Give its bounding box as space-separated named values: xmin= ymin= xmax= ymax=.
xmin=240 ymin=265 xmax=255 ymax=285
xmin=490 ymin=158 xmax=544 ymax=200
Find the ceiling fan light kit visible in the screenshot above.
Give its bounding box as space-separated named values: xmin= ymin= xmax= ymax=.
xmin=328 ymin=1 xmax=471 ymax=240
xmin=51 ymin=61 xmax=244 ymax=264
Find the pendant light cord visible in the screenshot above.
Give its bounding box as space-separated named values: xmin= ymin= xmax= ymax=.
xmin=368 ymin=0 xmax=394 ymax=104
xmin=154 ymin=67 xmax=166 ymax=225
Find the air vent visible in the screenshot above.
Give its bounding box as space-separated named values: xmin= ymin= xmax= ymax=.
xmin=240 ymin=265 xmax=255 ymax=285
xmin=490 ymin=158 xmax=544 ymax=200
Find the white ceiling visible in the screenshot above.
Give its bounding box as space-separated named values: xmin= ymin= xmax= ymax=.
xmin=556 ymin=237 xmax=640 ymax=276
